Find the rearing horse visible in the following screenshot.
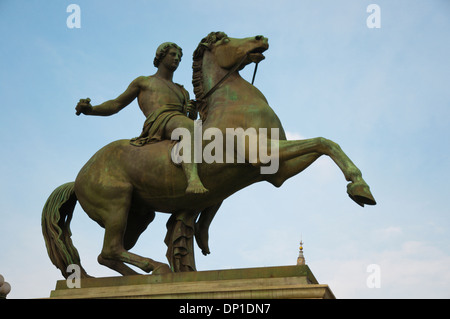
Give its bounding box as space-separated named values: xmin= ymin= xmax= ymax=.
xmin=42 ymin=32 xmax=376 ymax=279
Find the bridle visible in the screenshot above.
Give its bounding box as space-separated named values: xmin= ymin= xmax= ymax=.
xmin=198 ymin=53 xmax=259 ymax=101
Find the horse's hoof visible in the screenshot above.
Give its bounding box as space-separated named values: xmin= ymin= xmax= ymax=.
xmin=347 ymin=182 xmax=376 ymax=207
xmin=152 ymin=263 xmax=172 ymax=275
xmin=194 ymin=223 xmax=211 ymax=256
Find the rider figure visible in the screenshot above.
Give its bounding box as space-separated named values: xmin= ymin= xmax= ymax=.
xmin=75 ymin=42 xmax=209 ymax=195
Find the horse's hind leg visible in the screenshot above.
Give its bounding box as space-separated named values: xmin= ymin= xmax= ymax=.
xmin=96 ymin=187 xmax=170 ymax=275
xmin=98 ymin=210 xmax=155 ymax=276
xmin=123 ymin=207 xmax=156 ymax=251
xmin=98 ymin=208 xmax=159 ymax=276
xmin=97 ymin=255 xmax=140 ymax=276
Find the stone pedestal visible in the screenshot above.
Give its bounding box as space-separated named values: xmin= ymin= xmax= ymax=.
xmin=49 ymin=265 xmax=335 ymax=299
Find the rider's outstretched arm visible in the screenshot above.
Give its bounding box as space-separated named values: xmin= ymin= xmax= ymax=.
xmin=76 ymin=77 xmax=143 ymax=116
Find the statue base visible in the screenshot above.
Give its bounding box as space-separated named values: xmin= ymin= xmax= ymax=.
xmin=49 ymin=265 xmax=335 ymax=299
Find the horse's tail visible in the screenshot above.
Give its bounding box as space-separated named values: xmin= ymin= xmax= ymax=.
xmin=41 ymin=182 xmax=91 ymax=279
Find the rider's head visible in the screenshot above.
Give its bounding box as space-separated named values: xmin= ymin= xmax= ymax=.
xmin=153 ymin=42 xmax=183 ymax=68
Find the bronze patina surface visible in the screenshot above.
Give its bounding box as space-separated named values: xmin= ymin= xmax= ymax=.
xmin=42 ymin=32 xmax=376 ymax=279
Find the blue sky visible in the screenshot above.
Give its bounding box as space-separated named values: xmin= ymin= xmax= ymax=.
xmin=1 ymin=0 xmax=449 ymax=298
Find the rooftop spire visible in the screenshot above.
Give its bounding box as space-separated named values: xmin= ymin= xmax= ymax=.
xmin=297 ymin=239 xmax=305 ymax=265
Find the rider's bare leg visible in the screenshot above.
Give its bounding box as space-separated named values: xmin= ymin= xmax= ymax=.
xmin=182 ymin=159 xmax=208 ymax=194
xmin=166 ymin=115 xmax=208 ymax=194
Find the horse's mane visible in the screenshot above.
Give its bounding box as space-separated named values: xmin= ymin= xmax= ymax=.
xmin=192 ymin=32 xmax=228 ymax=121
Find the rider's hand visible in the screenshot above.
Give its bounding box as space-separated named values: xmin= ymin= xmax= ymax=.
xmin=186 ymin=100 xmax=198 ymax=120
xmin=76 ymin=98 xmax=93 ymax=116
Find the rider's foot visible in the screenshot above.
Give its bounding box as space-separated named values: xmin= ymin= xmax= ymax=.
xmin=186 ymin=180 xmax=209 ymax=195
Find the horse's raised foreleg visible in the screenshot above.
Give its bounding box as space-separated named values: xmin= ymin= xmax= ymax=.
xmin=278 ymin=138 xmax=362 ymax=181
xmin=266 ymin=152 xmax=322 ymax=187
xmin=262 ymin=138 xmax=376 ymax=206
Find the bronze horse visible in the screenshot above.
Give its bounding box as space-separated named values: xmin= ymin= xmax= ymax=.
xmin=42 ymin=32 xmax=376 ymax=279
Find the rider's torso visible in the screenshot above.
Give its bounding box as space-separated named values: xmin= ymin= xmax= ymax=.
xmin=137 ymin=76 xmax=187 ymax=117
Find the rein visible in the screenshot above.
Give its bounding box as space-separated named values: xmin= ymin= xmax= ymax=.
xmin=199 ymin=53 xmax=253 ymax=101
xmin=251 ymin=62 xmax=259 ymax=85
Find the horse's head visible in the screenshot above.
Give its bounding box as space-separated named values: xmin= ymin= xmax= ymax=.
xmin=193 ymin=32 xmax=269 ymax=120
xmin=195 ymin=32 xmax=269 ymax=70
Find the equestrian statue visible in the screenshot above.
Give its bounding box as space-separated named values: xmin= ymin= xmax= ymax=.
xmin=42 ymin=32 xmax=376 ymax=279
